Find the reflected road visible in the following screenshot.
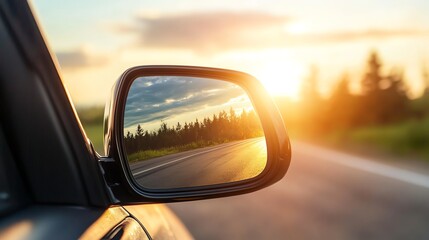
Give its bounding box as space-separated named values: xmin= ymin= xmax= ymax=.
xmin=130 ymin=138 xmax=267 ymax=189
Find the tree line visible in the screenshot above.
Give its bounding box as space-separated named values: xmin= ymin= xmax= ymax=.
xmin=277 ymin=50 xmax=429 ymax=137
xmin=124 ymin=108 xmax=263 ymax=155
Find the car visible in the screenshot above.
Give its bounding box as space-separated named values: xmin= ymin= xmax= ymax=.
xmin=0 ymin=1 xmax=291 ymax=239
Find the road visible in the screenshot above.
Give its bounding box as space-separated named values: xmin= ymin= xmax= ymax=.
xmin=167 ymin=141 xmax=429 ymax=240
xmin=130 ymin=138 xmax=267 ymax=189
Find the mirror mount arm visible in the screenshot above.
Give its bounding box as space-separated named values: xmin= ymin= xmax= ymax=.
xmin=98 ymin=157 xmax=121 ymax=203
xmin=98 ymin=157 xmax=141 ymax=204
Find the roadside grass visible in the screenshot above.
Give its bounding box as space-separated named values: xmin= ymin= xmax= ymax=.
xmin=128 ymin=140 xmax=226 ymax=163
xmin=83 ymin=123 xmax=104 ymax=154
xmin=346 ymin=118 xmax=429 ymax=160
xmin=76 ymin=106 xmax=104 ymax=154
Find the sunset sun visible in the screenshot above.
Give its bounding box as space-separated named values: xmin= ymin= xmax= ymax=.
xmin=255 ymin=60 xmax=304 ymax=99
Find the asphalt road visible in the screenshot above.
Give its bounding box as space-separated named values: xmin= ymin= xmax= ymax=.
xmin=131 ymin=138 xmax=267 ymax=189
xmin=167 ymin=141 xmax=429 ymax=240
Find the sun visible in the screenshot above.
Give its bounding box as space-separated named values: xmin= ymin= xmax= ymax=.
xmin=284 ymin=22 xmax=310 ymax=35
xmin=254 ymin=60 xmax=304 ymax=100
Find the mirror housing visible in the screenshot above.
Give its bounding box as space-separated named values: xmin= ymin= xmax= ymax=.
xmin=101 ymin=65 xmax=291 ymax=203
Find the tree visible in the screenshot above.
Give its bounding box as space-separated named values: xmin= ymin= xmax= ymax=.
xmin=359 ymin=51 xmax=387 ymax=124
xmin=359 ymin=51 xmax=410 ymax=124
xmin=380 ymin=67 xmax=409 ymax=122
xmin=123 ymin=109 xmax=263 ymax=155
xmin=332 ymin=73 xmax=351 ymax=100
xmin=361 ymin=51 xmax=383 ymax=94
xmin=328 ymin=73 xmax=357 ymax=129
xmin=411 ymin=64 xmax=429 ymax=117
xmin=422 ymin=63 xmax=429 ymax=95
xmin=136 ymin=124 xmax=144 ymax=137
xmin=175 ymin=122 xmax=182 ymax=132
xmin=299 ymin=65 xmax=325 ymax=134
xmin=300 ymin=65 xmax=321 ymax=103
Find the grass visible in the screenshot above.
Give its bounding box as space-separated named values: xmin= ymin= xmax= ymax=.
xmin=128 ymin=148 xmax=180 ymax=162
xmin=76 ymin=106 xmax=105 ymax=154
xmin=347 ymin=118 xmax=429 ymax=160
xmin=289 ymin=116 xmax=429 ymax=162
xmin=83 ymin=123 xmax=104 ymax=154
xmin=127 ymin=140 xmax=225 ymax=163
xmin=312 ymin=117 xmax=429 ymax=161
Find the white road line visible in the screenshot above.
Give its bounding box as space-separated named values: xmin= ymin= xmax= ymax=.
xmin=132 ymin=139 xmax=258 ymax=176
xmin=294 ymin=141 xmax=429 ymax=189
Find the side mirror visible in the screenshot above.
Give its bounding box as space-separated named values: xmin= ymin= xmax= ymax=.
xmin=102 ymin=66 xmax=291 ymax=203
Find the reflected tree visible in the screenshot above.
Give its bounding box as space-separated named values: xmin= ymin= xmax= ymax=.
xmin=124 ymin=108 xmax=263 ymax=155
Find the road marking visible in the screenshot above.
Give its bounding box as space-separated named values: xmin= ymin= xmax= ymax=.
xmin=132 ymin=139 xmax=260 ymax=176
xmin=294 ymin=141 xmax=429 ymax=189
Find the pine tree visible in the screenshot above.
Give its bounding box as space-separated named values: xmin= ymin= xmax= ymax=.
xmin=361 ymin=51 xmax=383 ymax=95
xmin=329 ymin=73 xmax=356 ymax=129
xmin=300 ymin=65 xmax=321 ymax=103
xmin=360 ymin=51 xmax=385 ymax=124
xmin=136 ymin=124 xmax=143 ymax=137
xmin=422 ymin=64 xmax=429 ymax=95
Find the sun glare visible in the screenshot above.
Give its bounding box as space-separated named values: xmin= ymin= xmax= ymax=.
xmin=255 ymin=61 xmax=304 ymax=100
xmin=284 ymin=22 xmax=310 ymax=34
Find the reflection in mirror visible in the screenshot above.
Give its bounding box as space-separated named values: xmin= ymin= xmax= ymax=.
xmin=123 ymin=76 xmax=267 ymax=189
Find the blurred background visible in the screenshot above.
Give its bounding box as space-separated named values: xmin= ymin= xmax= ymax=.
xmin=33 ymin=0 xmax=429 ymax=239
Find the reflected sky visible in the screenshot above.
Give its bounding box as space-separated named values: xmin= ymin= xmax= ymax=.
xmin=124 ymin=76 xmax=252 ymax=133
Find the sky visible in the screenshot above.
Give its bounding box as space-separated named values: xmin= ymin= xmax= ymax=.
xmin=32 ymin=0 xmax=429 ymax=106
xmin=124 ymin=76 xmax=251 ymax=133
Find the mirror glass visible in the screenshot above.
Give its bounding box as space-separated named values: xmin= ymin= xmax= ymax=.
xmin=123 ymin=76 xmax=267 ymax=189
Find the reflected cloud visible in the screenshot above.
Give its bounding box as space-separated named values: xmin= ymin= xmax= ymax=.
xmin=124 ymin=76 xmax=244 ymax=128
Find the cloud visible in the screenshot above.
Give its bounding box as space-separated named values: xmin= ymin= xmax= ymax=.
xmin=56 ymin=48 xmax=109 ymax=69
xmin=121 ymin=11 xmax=290 ymax=53
xmin=292 ymin=29 xmax=429 ymax=45
xmin=118 ymin=11 xmax=429 ymax=53
xmin=124 ymin=76 xmax=245 ymax=128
